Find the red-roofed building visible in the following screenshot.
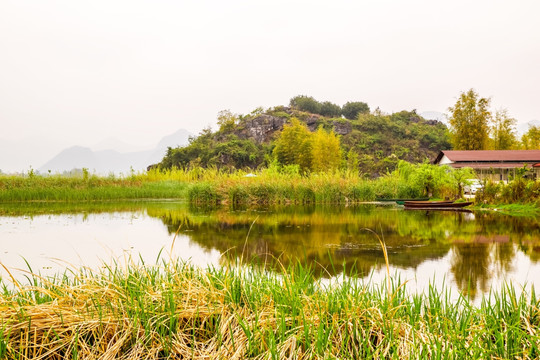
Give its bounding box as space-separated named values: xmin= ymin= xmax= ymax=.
xmin=433 ymin=150 xmax=540 ymax=182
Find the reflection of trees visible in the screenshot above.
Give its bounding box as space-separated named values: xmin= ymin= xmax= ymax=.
xmin=492 ymin=241 xmax=515 ymax=274
xmin=519 ymin=244 xmax=540 ymax=263
xmin=148 ymin=205 xmax=456 ymax=278
xmin=450 ymin=241 xmax=517 ymax=300
xmin=4 ymin=201 xmax=540 ymax=296
xmin=450 ymin=243 xmax=491 ymax=299
xmin=147 ymin=205 xmax=540 ymax=290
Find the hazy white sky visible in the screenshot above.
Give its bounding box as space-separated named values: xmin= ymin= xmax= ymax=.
xmin=1 ymin=0 xmax=540 ymax=171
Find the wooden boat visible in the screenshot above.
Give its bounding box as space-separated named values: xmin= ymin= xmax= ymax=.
xmin=397 ymin=200 xmax=452 ymax=206
xmin=403 ymin=200 xmax=454 ymax=205
xmin=403 ymin=201 xmax=473 ymax=209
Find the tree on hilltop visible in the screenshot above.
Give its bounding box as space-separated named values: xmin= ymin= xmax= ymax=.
xmin=342 ymin=101 xmax=370 ymax=120
xmin=319 ymin=101 xmax=342 ymax=117
xmin=217 ymin=109 xmax=239 ymax=132
xmin=289 ymin=95 xmax=321 ymax=114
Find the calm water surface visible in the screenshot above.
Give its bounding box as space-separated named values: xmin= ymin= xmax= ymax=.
xmin=1 ymin=201 xmax=540 ymax=301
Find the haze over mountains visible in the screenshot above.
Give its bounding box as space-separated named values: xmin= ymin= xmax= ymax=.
xmin=9 ymin=129 xmax=192 ymax=175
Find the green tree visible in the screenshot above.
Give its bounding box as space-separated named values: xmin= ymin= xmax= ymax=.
xmin=450 ymin=167 xmax=476 ymax=198
xmin=407 ymin=162 xmax=452 ymax=197
xmin=490 ymin=109 xmax=517 ymax=150
xmin=342 ymin=101 xmax=370 ymax=120
xmin=319 ymin=101 xmax=341 ymax=117
xmin=273 ymin=118 xmax=313 ymax=172
xmin=289 ymin=95 xmax=321 ymax=114
xmin=448 ymin=89 xmax=491 ymax=150
xmin=216 ymin=110 xmax=238 ymax=132
xmin=311 ymin=127 xmax=342 ymax=172
xmin=521 ymin=125 xmax=540 ymax=149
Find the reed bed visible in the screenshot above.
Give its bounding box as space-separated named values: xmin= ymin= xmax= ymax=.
xmin=0 ymin=165 xmax=472 ymax=204
xmin=180 ymin=168 xmax=422 ymax=205
xmin=0 ymin=173 xmax=188 ymax=201
xmin=0 ymin=168 xmax=417 ymax=204
xmin=0 ymin=260 xmax=539 ymax=359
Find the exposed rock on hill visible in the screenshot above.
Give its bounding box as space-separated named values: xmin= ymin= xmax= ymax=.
xmin=235 ymin=114 xmax=287 ymax=143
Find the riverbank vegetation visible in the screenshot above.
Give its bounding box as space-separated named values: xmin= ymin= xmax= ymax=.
xmin=0 ymin=161 xmax=474 ymax=204
xmin=0 ymin=171 xmax=188 ymax=201
xmin=474 ymin=165 xmax=540 ymax=208
xmin=0 ymin=260 xmax=538 ymax=359
xmin=5 ymin=160 xmax=540 ymax=211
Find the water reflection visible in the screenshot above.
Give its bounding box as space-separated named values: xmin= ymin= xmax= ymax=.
xmin=149 ymin=204 xmax=540 ymax=298
xmin=1 ymin=202 xmax=540 ymax=300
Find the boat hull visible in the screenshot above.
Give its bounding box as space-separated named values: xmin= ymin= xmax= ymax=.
xmin=404 ymin=201 xmax=473 ymax=209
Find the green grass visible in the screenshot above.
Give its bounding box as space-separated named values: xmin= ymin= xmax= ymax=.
xmin=0 ymin=260 xmax=538 ymax=359
xmin=0 ymin=174 xmax=188 ymax=201
xmin=472 ymin=203 xmax=540 ymax=217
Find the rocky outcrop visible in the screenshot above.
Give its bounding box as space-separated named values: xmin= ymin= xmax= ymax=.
xmin=425 ymin=119 xmax=440 ymax=126
xmin=305 ymin=114 xmax=321 ymax=131
xmin=332 ymin=120 xmax=352 ymax=135
xmin=236 ymin=114 xmax=288 ymax=143
xmin=235 ymin=112 xmax=355 ymax=143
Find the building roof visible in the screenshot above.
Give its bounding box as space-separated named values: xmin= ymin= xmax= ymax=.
xmin=434 ymin=150 xmax=540 ymax=164
xmin=450 ymin=162 xmax=539 ymax=169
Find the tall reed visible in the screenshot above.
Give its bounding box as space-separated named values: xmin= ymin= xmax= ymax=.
xmin=0 ymin=260 xmax=538 ymax=359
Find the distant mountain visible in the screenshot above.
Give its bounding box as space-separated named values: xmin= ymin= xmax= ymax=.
xmin=91 ymin=137 xmax=153 ymax=153
xmin=39 ymin=129 xmax=191 ymax=174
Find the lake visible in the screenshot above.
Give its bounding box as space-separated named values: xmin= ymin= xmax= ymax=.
xmin=1 ymin=201 xmax=540 ymax=301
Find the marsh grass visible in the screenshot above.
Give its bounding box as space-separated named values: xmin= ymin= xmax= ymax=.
xmin=0 ymin=173 xmax=188 ymax=202
xmin=0 ymin=258 xmax=539 ymax=359
xmin=0 ymin=167 xmax=417 ymax=204
xmin=473 ymin=203 xmax=540 ymax=217
xmin=3 ymin=167 xmax=540 ymax=209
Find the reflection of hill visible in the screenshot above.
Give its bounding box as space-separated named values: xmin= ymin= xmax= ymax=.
xmin=147 ymin=206 xmax=456 ymax=277
xmin=4 ymin=201 xmax=540 ymax=297
xmin=147 ymin=205 xmax=540 ymax=289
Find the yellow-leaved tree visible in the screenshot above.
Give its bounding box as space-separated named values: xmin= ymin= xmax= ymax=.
xmin=448 ymin=89 xmax=491 ymax=150
xmin=273 ymin=118 xmax=313 ymax=172
xmin=521 ymin=125 xmax=540 ymax=149
xmin=490 ymin=109 xmax=517 ymax=150
xmin=311 ymin=127 xmax=342 ymax=172
xmin=273 ymin=119 xmax=342 ymax=172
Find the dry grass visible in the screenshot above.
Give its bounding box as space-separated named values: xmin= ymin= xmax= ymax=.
xmin=0 ymin=257 xmax=539 ymax=359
